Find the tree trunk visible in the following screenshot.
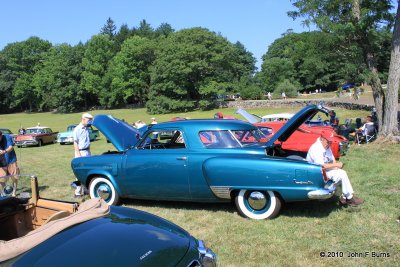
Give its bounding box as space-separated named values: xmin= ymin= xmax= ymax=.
xmin=382 ymin=3 xmax=400 ymax=137
xmin=368 ymin=66 xmax=384 ymax=132
xmin=353 ymin=0 xmax=385 ymax=131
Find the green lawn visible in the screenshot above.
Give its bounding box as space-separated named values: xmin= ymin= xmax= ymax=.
xmin=1 ymin=106 xmax=399 ymax=266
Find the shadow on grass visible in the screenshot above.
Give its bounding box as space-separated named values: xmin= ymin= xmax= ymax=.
xmin=122 ymin=196 xmax=348 ymax=219
xmin=38 ymin=185 xmax=49 ymax=191
xmin=281 ymin=196 xmax=344 ymax=218
xmin=122 ymin=198 xmax=237 ymax=214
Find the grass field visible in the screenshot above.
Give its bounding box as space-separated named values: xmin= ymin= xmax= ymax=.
xmin=1 ymin=106 xmax=399 ymax=266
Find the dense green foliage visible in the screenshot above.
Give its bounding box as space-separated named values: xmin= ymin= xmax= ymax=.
xmin=288 ymin=0 xmax=399 ymax=137
xmin=0 ymin=8 xmax=395 ymax=114
xmin=147 ymin=28 xmax=255 ymax=113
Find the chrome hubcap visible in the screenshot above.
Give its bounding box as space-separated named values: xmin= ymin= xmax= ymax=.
xmin=248 ymin=191 xmax=267 ymax=210
xmin=97 ymin=184 xmax=111 ymax=200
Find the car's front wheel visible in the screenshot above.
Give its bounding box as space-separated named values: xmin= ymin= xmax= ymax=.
xmin=89 ymin=177 xmax=120 ymax=205
xmin=235 ymin=189 xmax=281 ymax=220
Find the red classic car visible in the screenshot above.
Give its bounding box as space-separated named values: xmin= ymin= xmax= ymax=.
xmin=14 ymin=127 xmax=58 ymax=147
xmin=236 ymin=109 xmax=349 ymax=159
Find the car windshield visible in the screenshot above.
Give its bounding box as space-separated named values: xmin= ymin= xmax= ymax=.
xmin=67 ymin=125 xmax=77 ymax=131
xmin=25 ymin=128 xmax=43 ymax=134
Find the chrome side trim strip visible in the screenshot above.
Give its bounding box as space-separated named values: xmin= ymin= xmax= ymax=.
xmin=210 ymin=186 xmax=231 ymax=199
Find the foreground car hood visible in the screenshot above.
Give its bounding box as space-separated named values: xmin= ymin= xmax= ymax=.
xmin=237 ymin=105 xmax=327 ymax=146
xmin=11 ymin=206 xmax=192 ymax=266
xmin=93 ymin=115 xmax=140 ymax=151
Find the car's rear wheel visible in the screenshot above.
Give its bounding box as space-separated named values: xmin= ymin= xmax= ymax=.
xmin=235 ymin=189 xmax=281 ymax=220
xmin=89 ymin=177 xmax=120 ymax=205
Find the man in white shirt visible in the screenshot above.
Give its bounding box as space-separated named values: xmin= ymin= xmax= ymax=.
xmin=355 ymin=115 xmax=375 ymax=144
xmin=73 ymin=113 xmax=93 ymax=158
xmin=306 ymin=131 xmax=363 ymax=206
xmin=72 ymin=112 xmax=93 ymax=197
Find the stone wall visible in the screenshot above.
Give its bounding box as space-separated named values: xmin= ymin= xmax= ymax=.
xmin=218 ymin=99 xmax=374 ymax=111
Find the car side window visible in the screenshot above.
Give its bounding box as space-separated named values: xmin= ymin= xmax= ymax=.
xmin=137 ymin=130 xmax=186 ymax=150
xmin=199 ymin=130 xmax=241 ymax=148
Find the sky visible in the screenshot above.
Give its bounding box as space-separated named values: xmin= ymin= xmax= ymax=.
xmin=1 ymin=1 xmax=310 ymax=70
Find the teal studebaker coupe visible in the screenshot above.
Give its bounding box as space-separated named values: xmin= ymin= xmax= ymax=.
xmin=71 ymin=105 xmax=336 ymax=220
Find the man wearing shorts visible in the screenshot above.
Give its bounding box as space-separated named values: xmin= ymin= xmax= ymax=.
xmin=0 ymin=130 xmax=19 ymax=197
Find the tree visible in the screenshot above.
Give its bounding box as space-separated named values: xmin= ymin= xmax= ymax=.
xmin=106 ymin=36 xmax=156 ymax=107
xmin=1 ymin=37 xmax=52 ymax=111
xmin=259 ymin=31 xmax=358 ymax=93
xmin=100 ymin=17 xmax=117 ymax=37
xmin=147 ymin=28 xmax=255 ymax=113
xmin=384 ymin=3 xmax=400 ymax=138
xmin=114 ymin=24 xmax=132 ymax=52
xmin=32 ymin=44 xmax=86 ymax=112
xmin=0 ymin=54 xmax=16 ymax=113
xmin=155 ymin=23 xmax=175 ymax=38
xmin=136 ymin=19 xmax=154 ymax=39
xmin=81 ymin=35 xmax=115 ymax=108
xmin=289 ymin=0 xmax=399 ymax=139
xmin=274 ymin=79 xmax=299 ymax=98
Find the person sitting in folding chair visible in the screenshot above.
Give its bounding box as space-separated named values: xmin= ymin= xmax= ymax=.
xmin=355 ymin=115 xmax=376 ymax=144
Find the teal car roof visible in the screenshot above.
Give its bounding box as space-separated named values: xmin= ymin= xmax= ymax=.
xmin=150 ymin=119 xmax=256 ymax=132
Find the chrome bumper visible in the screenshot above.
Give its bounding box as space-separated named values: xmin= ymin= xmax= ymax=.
xmin=57 ymin=137 xmax=73 ymax=143
xmin=308 ymin=189 xmax=335 ymax=200
xmin=15 ymin=140 xmax=38 ymax=146
xmin=197 ymin=240 xmax=217 ymax=267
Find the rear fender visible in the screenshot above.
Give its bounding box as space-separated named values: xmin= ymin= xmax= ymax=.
xmin=203 ymin=156 xmax=325 ymax=201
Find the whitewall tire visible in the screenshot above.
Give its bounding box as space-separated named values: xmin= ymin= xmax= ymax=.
xmin=89 ymin=177 xmax=120 ymax=205
xmin=235 ymin=189 xmax=281 ymax=220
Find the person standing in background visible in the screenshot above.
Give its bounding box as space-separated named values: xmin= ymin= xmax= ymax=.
xmin=72 ymin=113 xmax=93 ymax=197
xmin=0 ymin=130 xmax=19 ymax=197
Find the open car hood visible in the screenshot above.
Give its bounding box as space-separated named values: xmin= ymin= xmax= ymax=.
xmin=236 ymin=105 xmax=329 ymax=146
xmin=235 ymin=108 xmax=261 ymax=124
xmin=93 ymin=115 xmax=141 ymax=151
xmin=265 ymin=105 xmax=328 ymax=146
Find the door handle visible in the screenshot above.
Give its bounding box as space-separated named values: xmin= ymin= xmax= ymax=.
xmin=176 ymin=157 xmax=187 ymax=160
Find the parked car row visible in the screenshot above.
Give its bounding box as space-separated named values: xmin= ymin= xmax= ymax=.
xmin=0 ymin=125 xmax=100 ymax=148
